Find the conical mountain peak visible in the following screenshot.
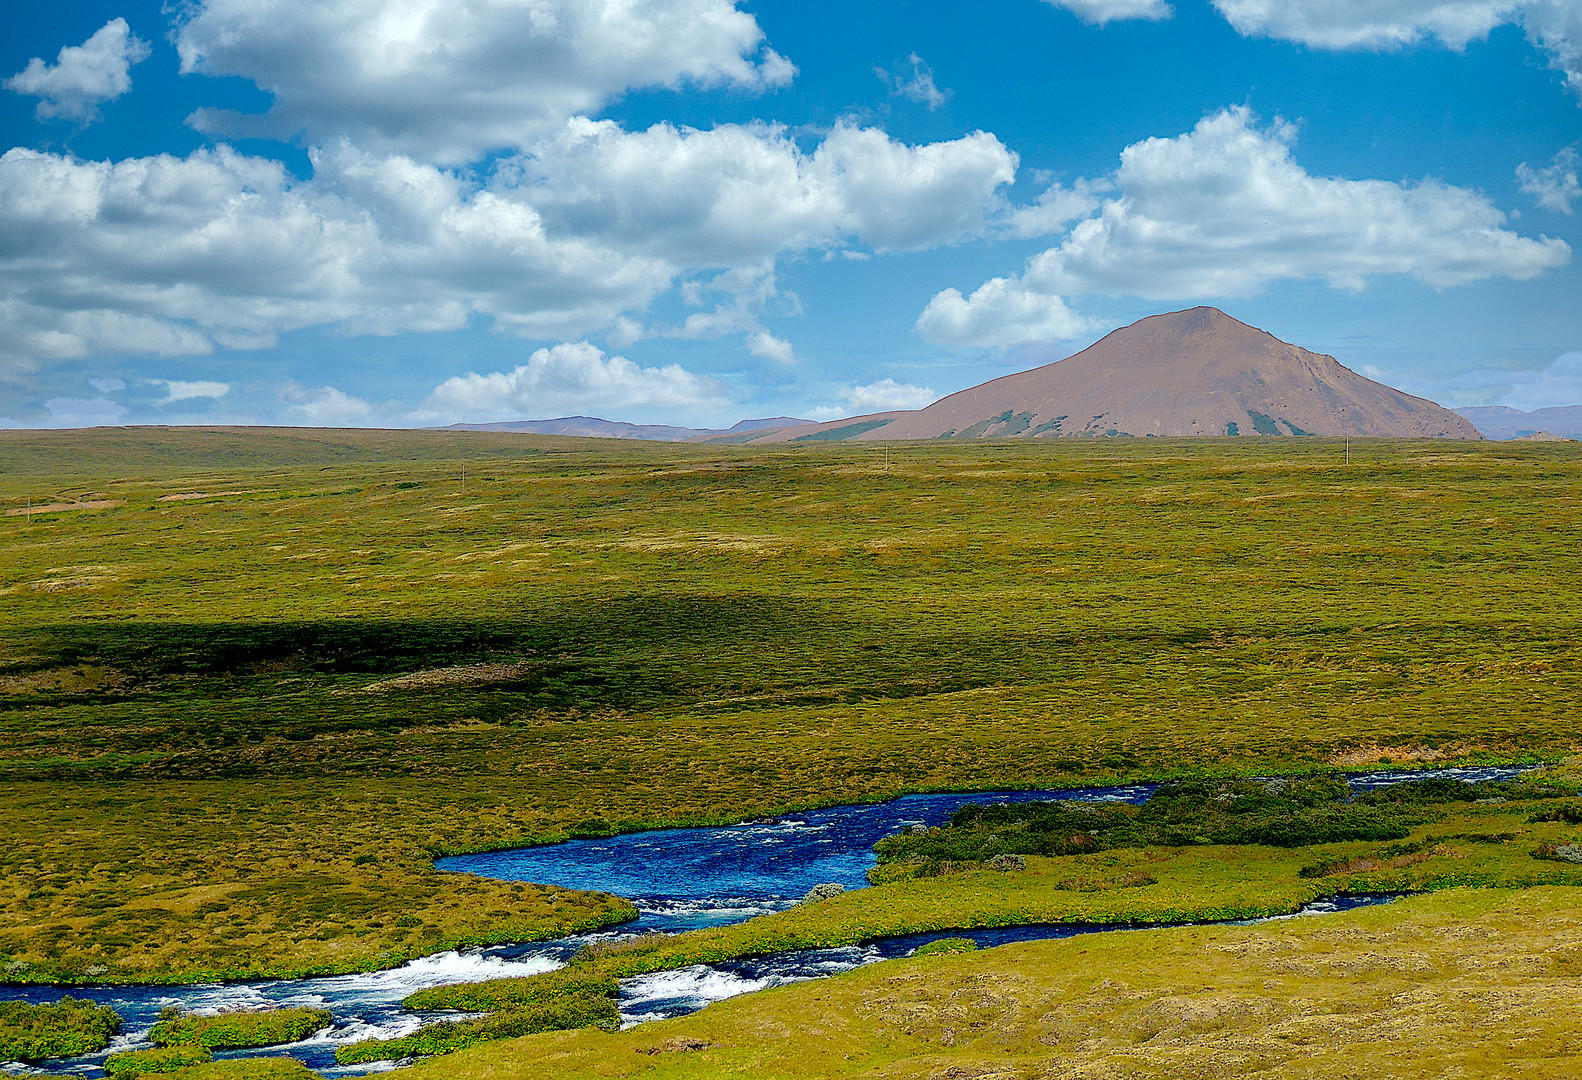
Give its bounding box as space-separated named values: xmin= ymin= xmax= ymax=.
xmin=749 ymin=308 xmax=1480 ymax=442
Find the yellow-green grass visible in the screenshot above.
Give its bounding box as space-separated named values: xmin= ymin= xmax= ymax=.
xmin=161 ymin=1061 xmax=317 ymax=1080
xmin=149 ymin=1007 xmax=332 ymax=1050
xmin=2 ymin=430 xmax=1581 ymax=982
xmin=410 ymin=885 xmax=1582 ymax=1079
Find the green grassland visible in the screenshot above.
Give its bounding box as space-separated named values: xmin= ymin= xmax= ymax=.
xmin=1 ymin=428 xmax=1580 ymax=984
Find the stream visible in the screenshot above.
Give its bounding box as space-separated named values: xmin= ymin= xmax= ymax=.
xmin=2 ymin=764 xmax=1530 ymax=1076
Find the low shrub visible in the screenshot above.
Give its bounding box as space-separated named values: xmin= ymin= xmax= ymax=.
xmin=335 ymin=995 xmax=617 ymax=1064
xmin=402 ymin=968 xmax=615 ymax=1012
xmin=912 ymin=937 xmax=977 ymax=957
xmin=0 ymin=996 xmax=121 ymax=1061
xmin=104 ymin=1043 xmax=211 ymax=1077
xmin=150 ymin=1007 xmax=331 ymax=1049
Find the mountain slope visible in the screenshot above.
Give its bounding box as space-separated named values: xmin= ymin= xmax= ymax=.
xmin=752 ymin=308 xmax=1480 ymax=442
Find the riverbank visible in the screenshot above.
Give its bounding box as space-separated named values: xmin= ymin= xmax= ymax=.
xmin=409 ymin=885 xmax=1582 ymax=1080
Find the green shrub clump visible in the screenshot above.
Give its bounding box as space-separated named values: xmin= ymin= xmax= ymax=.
xmin=873 ymin=775 xmax=1470 ymax=869
xmin=104 ymin=1043 xmax=212 ymax=1077
xmin=0 ymin=996 xmax=122 ymax=1062
xmin=912 ymin=937 xmax=978 ymax=957
xmin=150 ymin=1006 xmax=332 ymax=1050
xmin=403 ymin=968 xmax=616 ymax=1012
xmin=335 ymin=995 xmax=617 ymax=1064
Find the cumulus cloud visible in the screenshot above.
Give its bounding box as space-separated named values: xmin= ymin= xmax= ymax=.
xmin=1213 ymin=1 xmax=1582 ymax=100
xmin=174 ymin=0 xmax=795 ymax=163
xmin=282 ymin=383 xmax=374 ymax=423
xmin=916 ymin=279 xmax=1099 ymax=347
xmin=876 ymin=54 xmax=950 ymax=108
xmin=0 ymin=116 xmax=1017 ymax=370
xmin=0 ymin=143 xmax=672 ymax=365
xmin=919 ymin=107 xmax=1569 ymax=347
xmin=746 ymin=331 xmax=795 ymax=364
xmin=1364 ymin=351 xmax=1582 ymax=410
xmin=845 ymin=378 xmax=939 ymax=412
xmin=809 ymin=378 xmax=940 ymax=421
xmin=88 ymin=377 xmax=126 ymax=393
xmin=1518 ymin=147 xmax=1581 ymax=213
xmin=5 ymin=18 xmax=151 ymax=123
xmin=516 ymin=118 xmax=1017 ymax=263
xmin=416 ymin=342 xmax=721 ymax=421
xmin=1042 ymin=0 xmax=1174 ymax=23
xmin=1002 ymin=178 xmax=1108 ymax=239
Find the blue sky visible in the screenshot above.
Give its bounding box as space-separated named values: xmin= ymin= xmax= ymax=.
xmin=2 ymin=0 xmax=1580 ymax=428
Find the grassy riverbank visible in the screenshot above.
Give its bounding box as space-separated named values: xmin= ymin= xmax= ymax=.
xmin=409 ymin=885 xmax=1582 ymax=1079
xmin=346 ymin=772 xmax=1582 ymax=1062
xmin=2 ymin=430 xmax=1580 ymax=983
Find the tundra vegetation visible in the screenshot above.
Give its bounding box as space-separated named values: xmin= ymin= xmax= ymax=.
xmin=0 ymin=996 xmax=120 ymax=1060
xmin=149 ymin=1007 xmax=332 ymax=1050
xmin=1 ymin=427 xmax=1580 ymax=1073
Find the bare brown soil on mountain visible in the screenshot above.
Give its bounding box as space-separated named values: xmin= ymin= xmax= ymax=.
xmin=754 ymin=308 xmax=1480 ymax=442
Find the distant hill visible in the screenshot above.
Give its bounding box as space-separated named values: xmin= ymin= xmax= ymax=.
xmin=1455 ymin=405 xmax=1582 ymax=441
xmin=444 ymin=415 xmax=813 ymax=441
xmin=748 ymin=307 xmax=1480 ymax=443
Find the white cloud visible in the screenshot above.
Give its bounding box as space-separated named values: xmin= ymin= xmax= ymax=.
xmin=1042 ymin=0 xmax=1175 ymax=23
xmin=4 ymin=18 xmax=151 ymax=123
xmin=1518 ymin=147 xmax=1581 ymax=213
xmin=845 ymin=378 xmax=938 ymax=412
xmin=174 ymin=0 xmax=795 ymax=163
xmin=282 ymin=383 xmax=374 ymax=423
xmin=42 ymin=396 xmax=128 ymax=427
xmin=876 ymin=54 xmax=950 ymax=108
xmin=416 ymin=342 xmax=721 ymax=421
xmin=0 ymin=143 xmax=673 ymax=365
xmin=88 ymin=377 xmax=126 ymax=393
xmin=153 ymin=379 xmax=230 ymax=402
xmin=916 ymin=278 xmax=1099 ymax=347
xmin=1364 ymin=351 xmax=1582 ymax=410
xmin=920 ymin=107 xmax=1569 ymax=347
xmin=1213 ymin=1 xmax=1582 ymax=101
xmin=517 ymin=118 xmax=1017 ymax=264
xmin=1002 ymin=178 xmax=1108 ymax=239
xmin=809 ymin=378 xmax=941 ymax=420
xmin=746 ymin=331 xmax=795 ymax=364
xmin=0 ymin=115 xmax=1017 ymax=371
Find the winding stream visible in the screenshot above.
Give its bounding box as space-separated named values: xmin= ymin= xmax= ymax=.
xmin=3 ymin=765 xmax=1530 ymax=1076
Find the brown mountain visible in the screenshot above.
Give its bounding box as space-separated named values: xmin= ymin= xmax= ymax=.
xmin=751 ymin=307 xmax=1481 ymax=442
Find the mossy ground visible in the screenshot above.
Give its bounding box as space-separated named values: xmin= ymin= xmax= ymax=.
xmin=1 ymin=430 xmax=1580 ymax=985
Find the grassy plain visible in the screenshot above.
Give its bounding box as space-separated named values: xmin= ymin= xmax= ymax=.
xmin=1 ymin=428 xmax=1580 ymax=983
